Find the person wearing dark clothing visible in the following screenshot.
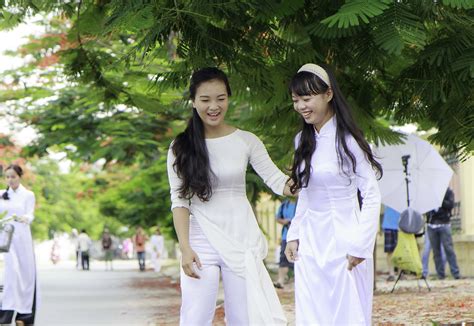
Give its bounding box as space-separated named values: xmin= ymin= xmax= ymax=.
xmin=382 ymin=206 xmax=400 ymax=281
xmin=426 ymin=188 xmax=460 ymax=279
xmin=102 ymin=228 xmax=114 ymax=271
xmin=78 ymin=229 xmax=92 ymax=271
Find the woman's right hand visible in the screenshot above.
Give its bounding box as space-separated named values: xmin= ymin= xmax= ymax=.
xmin=285 ymin=240 xmax=299 ymax=262
xmin=283 ymin=179 xmax=299 ymax=197
xmin=181 ymin=246 xmax=202 ymax=279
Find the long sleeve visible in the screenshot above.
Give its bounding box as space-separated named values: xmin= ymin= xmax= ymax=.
xmin=441 ymin=188 xmax=454 ymax=211
xmin=285 ymin=132 xmax=306 ymax=242
xmin=167 ymin=145 xmax=191 ymax=210
xmin=23 ymin=191 xmax=36 ymax=224
xmin=246 ymin=132 xmax=288 ymax=196
xmin=347 ymin=137 xmax=381 ymax=259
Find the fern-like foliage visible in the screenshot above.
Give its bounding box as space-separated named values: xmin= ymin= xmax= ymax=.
xmin=321 ymin=0 xmax=392 ymax=28
xmin=371 ymin=2 xmax=427 ymax=55
xmin=0 ymin=0 xmax=472 ymax=165
xmin=442 ymin=0 xmax=474 ymax=9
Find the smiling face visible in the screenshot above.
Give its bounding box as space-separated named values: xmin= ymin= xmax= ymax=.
xmin=5 ymin=168 xmax=21 ymax=190
xmin=292 ymin=89 xmax=333 ymax=130
xmin=192 ymin=79 xmax=229 ymax=131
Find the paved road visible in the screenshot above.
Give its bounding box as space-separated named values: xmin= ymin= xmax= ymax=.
xmin=34 ymin=260 xmax=171 ymax=326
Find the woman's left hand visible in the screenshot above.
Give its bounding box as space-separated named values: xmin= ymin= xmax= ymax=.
xmin=346 ymin=254 xmax=365 ymax=271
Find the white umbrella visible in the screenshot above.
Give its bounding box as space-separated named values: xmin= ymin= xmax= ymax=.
xmin=375 ymin=133 xmax=453 ymax=214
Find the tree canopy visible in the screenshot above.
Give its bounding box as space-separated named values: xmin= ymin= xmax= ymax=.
xmin=0 ymin=0 xmax=472 ymax=231
xmin=1 ymin=0 xmax=472 ymax=154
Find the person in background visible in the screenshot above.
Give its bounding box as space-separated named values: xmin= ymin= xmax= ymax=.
xmin=0 ymin=164 xmax=38 ymax=326
xmin=150 ymin=226 xmax=165 ymax=273
xmin=381 ymin=205 xmax=400 ymax=281
xmin=122 ymin=237 xmax=132 ymax=259
xmin=71 ymin=228 xmax=80 ymax=269
xmin=78 ymin=229 xmax=92 ymax=271
xmin=426 ymin=187 xmax=461 ymax=280
xmin=50 ymin=236 xmax=61 ymax=265
xmin=133 ymin=226 xmax=148 ymax=271
xmin=274 ymin=197 xmax=297 ymax=289
xmin=421 ymin=222 xmax=446 ymax=279
xmin=101 ymin=228 xmax=114 ymax=271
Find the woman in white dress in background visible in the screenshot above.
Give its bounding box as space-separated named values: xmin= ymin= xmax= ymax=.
xmin=150 ymin=226 xmax=165 ymax=272
xmin=0 ymin=164 xmax=38 ymax=326
xmin=167 ymin=67 xmax=292 ymax=325
xmin=285 ymin=64 xmax=382 ymax=325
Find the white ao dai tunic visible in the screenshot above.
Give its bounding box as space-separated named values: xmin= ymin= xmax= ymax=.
xmin=0 ymin=184 xmax=37 ymax=314
xmin=167 ymin=129 xmax=288 ymax=325
xmin=287 ymin=116 xmax=381 ymax=325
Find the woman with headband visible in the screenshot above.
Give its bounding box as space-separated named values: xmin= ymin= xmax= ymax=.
xmin=285 ymin=64 xmax=382 ymax=325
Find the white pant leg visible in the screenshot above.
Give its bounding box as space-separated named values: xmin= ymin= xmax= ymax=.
xmin=154 ymin=259 xmax=161 ymax=272
xmin=150 ymin=252 xmax=161 ymax=272
xmin=180 ymin=218 xmax=220 ymax=326
xmin=180 ymin=263 xmax=220 ymax=326
xmin=221 ymin=262 xmax=248 ymax=325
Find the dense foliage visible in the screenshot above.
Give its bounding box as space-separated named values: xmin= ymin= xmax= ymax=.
xmin=0 ymin=1 xmax=472 ymax=235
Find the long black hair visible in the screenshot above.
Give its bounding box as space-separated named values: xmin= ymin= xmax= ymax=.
xmin=171 ymin=67 xmax=232 ymax=202
xmin=289 ymin=65 xmax=382 ymax=193
xmin=2 ymin=164 xmax=24 ymax=200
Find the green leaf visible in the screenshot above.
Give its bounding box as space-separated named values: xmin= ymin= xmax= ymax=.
xmin=321 ymin=0 xmax=391 ymax=29
xmin=372 ymin=3 xmax=427 ymax=55
xmin=442 ymin=0 xmax=474 ymax=9
xmin=75 ymin=5 xmax=105 ymax=35
xmin=0 ymin=10 xmax=24 ymax=30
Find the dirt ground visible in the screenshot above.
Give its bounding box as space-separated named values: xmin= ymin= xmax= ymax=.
xmin=131 ymin=268 xmax=474 ymax=325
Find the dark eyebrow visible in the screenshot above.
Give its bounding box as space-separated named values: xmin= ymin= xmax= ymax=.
xmin=199 ymin=93 xmax=227 ymax=98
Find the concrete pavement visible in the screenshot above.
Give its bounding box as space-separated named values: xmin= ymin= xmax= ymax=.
xmin=34 ymin=259 xmax=179 ymax=326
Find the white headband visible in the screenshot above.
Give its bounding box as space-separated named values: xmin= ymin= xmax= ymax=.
xmin=298 ymin=63 xmax=331 ymax=87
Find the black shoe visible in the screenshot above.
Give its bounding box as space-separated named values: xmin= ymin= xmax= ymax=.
xmin=0 ymin=310 xmax=14 ymax=324
xmin=16 ymin=311 xmax=35 ymax=325
xmin=273 ymin=282 xmax=283 ymax=289
xmin=15 ymin=321 xmax=35 ymax=326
